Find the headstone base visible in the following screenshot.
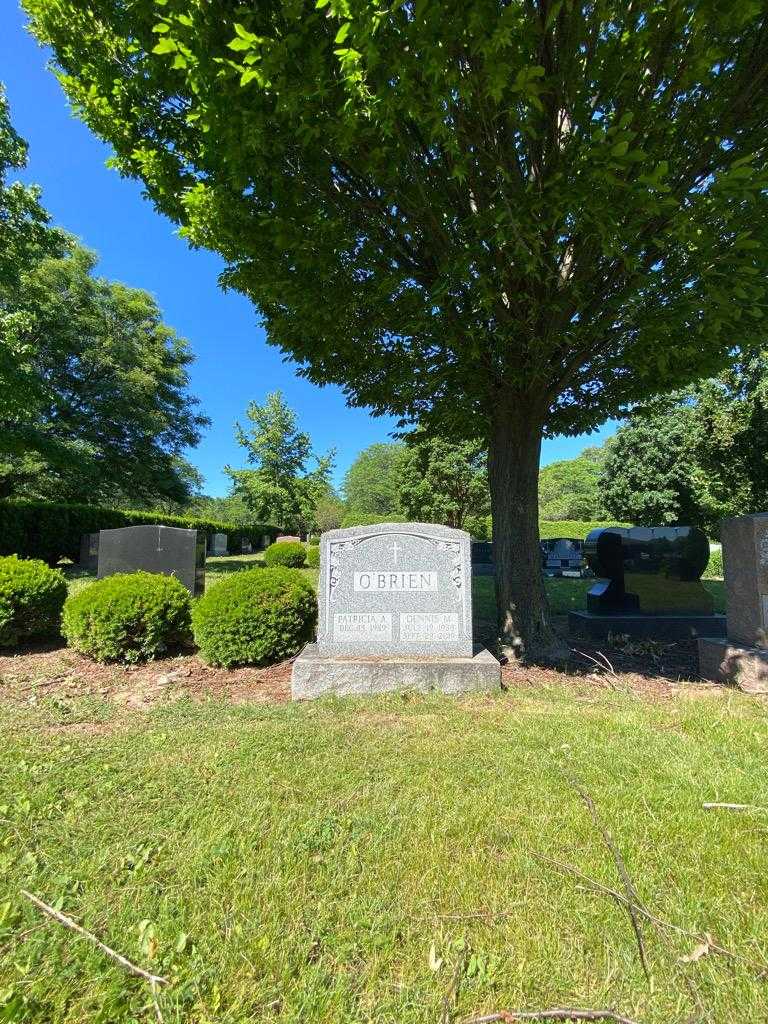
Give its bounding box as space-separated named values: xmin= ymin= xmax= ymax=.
xmin=569 ymin=610 xmax=727 ymax=642
xmin=698 ymin=637 xmax=768 ymax=693
xmin=291 ymin=643 xmax=501 ymax=700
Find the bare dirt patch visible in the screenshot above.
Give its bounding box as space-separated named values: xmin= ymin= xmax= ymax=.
xmin=0 ymin=646 xmax=291 ymax=710
xmin=0 ymin=627 xmax=734 ymax=716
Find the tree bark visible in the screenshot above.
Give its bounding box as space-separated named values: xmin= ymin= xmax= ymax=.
xmin=488 ymin=400 xmax=554 ymax=659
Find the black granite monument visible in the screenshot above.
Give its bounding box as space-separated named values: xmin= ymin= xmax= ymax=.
xmin=79 ymin=532 xmax=100 ymax=572
xmin=570 ymin=526 xmax=726 ymax=640
xmin=471 ymin=541 xmax=494 ymax=576
xmin=97 ymin=524 xmax=206 ymax=596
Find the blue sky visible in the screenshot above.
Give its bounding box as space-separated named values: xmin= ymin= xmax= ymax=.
xmin=2 ymin=3 xmax=616 ymax=496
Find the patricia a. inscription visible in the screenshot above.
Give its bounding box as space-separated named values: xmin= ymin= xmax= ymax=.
xmin=318 ymin=523 xmax=473 ymax=657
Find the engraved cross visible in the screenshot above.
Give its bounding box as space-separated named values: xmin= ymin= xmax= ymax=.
xmin=388 ymin=540 xmax=402 ymax=564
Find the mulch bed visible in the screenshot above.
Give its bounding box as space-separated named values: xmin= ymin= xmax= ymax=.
xmin=0 ymin=646 xmax=293 ymax=710
xmin=0 ymin=622 xmax=722 ymax=714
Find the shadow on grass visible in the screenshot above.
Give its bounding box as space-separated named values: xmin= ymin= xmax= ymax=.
xmin=205 ymin=556 xmax=265 ymax=576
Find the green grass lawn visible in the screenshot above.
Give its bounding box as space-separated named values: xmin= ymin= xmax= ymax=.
xmin=62 ymin=556 xmax=727 ymax=619
xmin=1 ymin=687 xmax=767 ymax=1022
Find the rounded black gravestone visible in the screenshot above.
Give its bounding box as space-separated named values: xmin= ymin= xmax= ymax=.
xmin=583 ymin=526 xmax=712 ymax=615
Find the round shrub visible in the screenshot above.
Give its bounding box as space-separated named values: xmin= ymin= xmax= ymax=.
xmin=308 ymin=535 xmax=321 ymax=546
xmin=192 ymin=567 xmax=317 ymax=667
xmin=306 ymin=545 xmax=320 ymax=568
xmin=0 ymin=555 xmax=67 ymax=647
xmin=62 ymin=572 xmax=192 ymax=663
xmin=263 ymin=541 xmax=307 ymax=568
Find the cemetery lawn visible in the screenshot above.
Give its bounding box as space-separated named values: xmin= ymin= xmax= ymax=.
xmin=1 ymin=680 xmax=768 ymax=1023
xmin=60 ymin=557 xmax=729 ymax=618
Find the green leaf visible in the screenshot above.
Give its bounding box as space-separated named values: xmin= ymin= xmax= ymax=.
xmin=151 ymin=37 xmax=177 ymax=54
xmin=610 ymin=140 xmax=629 ymax=158
xmin=334 ymin=22 xmax=351 ymax=44
xmin=152 ymin=22 xmax=169 ymax=34
xmin=228 ymin=37 xmax=253 ymax=51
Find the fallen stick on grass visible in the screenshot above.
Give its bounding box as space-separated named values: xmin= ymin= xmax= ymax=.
xmin=568 ymin=779 xmax=650 ymax=983
xmin=463 ymin=1008 xmax=641 ymax=1023
xmin=21 ymin=890 xmax=168 ymax=988
xmin=532 ymin=854 xmax=768 ymax=975
xmin=702 ymin=802 xmax=768 ymax=813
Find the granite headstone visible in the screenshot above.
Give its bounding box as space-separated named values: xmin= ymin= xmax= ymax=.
xmin=721 ymin=513 xmax=768 ymax=647
xmin=209 ymin=532 xmax=228 ymax=556
xmin=79 ymin=532 xmax=100 ymax=572
xmin=570 ymin=525 xmax=726 ymax=640
xmin=584 ymin=526 xmax=713 ymax=614
xmin=699 ymin=513 xmax=768 ymax=691
xmin=471 ymin=540 xmax=494 ymax=576
xmin=292 ymin=523 xmax=499 ymax=698
xmin=317 ymin=523 xmax=473 ymax=658
xmin=97 ymin=524 xmax=206 ymax=596
xmin=541 ymin=538 xmax=585 ymax=578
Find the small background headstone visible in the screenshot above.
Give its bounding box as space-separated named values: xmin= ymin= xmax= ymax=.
xmin=97 ymin=524 xmax=205 ymax=596
xmin=208 ymin=532 xmax=228 ymax=556
xmin=79 ymin=532 xmax=100 ymax=572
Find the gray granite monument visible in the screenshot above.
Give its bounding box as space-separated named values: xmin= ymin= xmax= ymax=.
xmin=698 ymin=512 xmax=768 ymax=692
xmin=291 ymin=523 xmax=500 ymax=699
xmin=97 ymin=524 xmax=206 ymax=597
xmin=209 ymin=532 xmax=228 ymax=556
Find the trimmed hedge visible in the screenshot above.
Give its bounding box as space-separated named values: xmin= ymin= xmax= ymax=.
xmin=264 ymin=541 xmax=307 ymax=568
xmin=0 ymin=499 xmax=279 ymax=566
xmin=192 ymin=567 xmax=317 ymax=667
xmin=538 ymin=520 xmax=632 ymax=540
xmin=306 ymin=545 xmax=320 ymax=568
xmin=0 ymin=555 xmax=68 ymax=647
xmin=703 ymin=546 xmax=724 ymax=580
xmin=62 ymin=572 xmax=193 ymax=663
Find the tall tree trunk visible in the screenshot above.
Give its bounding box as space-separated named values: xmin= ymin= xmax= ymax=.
xmin=488 ymin=400 xmax=554 ymax=658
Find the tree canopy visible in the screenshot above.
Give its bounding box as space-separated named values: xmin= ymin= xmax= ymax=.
xmin=601 ymin=353 xmax=768 ymax=532
xmin=397 ymin=432 xmax=489 ymax=530
xmin=27 ymin=0 xmax=768 ymax=652
xmin=342 ymin=443 xmax=404 ymax=524
xmin=227 ymin=391 xmax=334 ymax=532
xmin=1 ymin=240 xmax=209 ymax=505
xmin=0 ymin=87 xmax=209 ymax=507
xmin=538 ymin=445 xmax=608 ymax=521
xmin=0 ymin=84 xmax=67 ymax=423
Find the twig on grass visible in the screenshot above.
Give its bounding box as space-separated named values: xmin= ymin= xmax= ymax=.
xmin=570 ymin=649 xmax=618 ymax=679
xmin=462 ymin=1008 xmax=641 ymax=1023
xmin=702 ymin=803 xmax=768 ymax=813
xmin=568 ymin=780 xmax=650 ymax=983
xmin=531 ymin=854 xmax=768 ymax=975
xmin=21 ymin=890 xmax=168 ymax=988
xmin=440 ymin=953 xmax=466 ymax=1024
